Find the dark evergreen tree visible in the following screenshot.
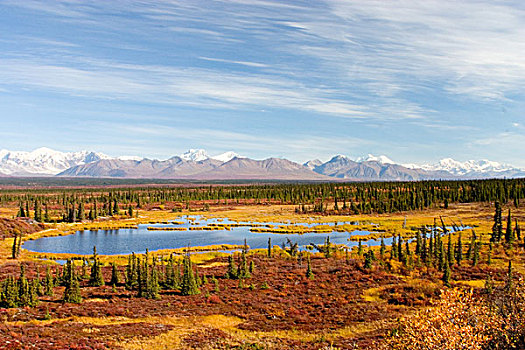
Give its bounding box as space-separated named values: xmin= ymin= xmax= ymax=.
xmin=63 ymin=260 xmax=82 ymax=304
xmin=45 ymin=266 xmax=54 ymax=296
xmin=306 ymin=254 xmax=314 ymax=279
xmin=442 ymin=260 xmax=451 ymax=287
xmin=110 ymin=262 xmax=119 ymax=286
xmin=505 ymin=260 xmax=514 ymax=292
xmin=447 ymin=234 xmax=453 ymax=266
xmin=89 ymin=246 xmax=105 ymax=287
xmin=391 ymin=236 xmax=397 ymax=259
xmin=487 ymin=242 xmax=493 ymax=265
xmin=472 ymin=241 xmax=480 ymax=267
xmin=11 ymin=231 xmax=19 ymax=259
xmin=515 ymin=219 xmax=521 ymax=242
xmin=77 ymin=202 xmax=85 ymax=222
xmin=180 ymin=253 xmax=200 ymax=295
xmin=492 ymin=201 xmax=503 ymax=242
xmin=17 ymin=202 xmax=25 ymax=217
xmin=380 ymin=236 xmax=386 ymax=260
xmin=364 ymin=250 xmax=374 ymax=269
xmin=505 ymin=209 xmax=513 ymax=244
xmin=456 ymin=233 xmax=462 ymax=266
xmin=34 ymin=200 xmax=42 ymax=222
xmin=113 ymin=199 xmax=119 ymax=215
xmin=226 ymin=255 xmax=238 ymax=279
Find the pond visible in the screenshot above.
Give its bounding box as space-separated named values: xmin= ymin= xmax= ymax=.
xmin=23 ymin=215 xmax=388 ymax=255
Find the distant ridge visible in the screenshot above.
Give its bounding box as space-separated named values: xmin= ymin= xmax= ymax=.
xmin=1 ymin=147 xmax=524 ymax=180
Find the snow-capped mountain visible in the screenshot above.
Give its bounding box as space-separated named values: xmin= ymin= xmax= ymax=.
xmin=180 ymin=149 xmax=210 ymax=162
xmin=179 ymin=149 xmax=243 ymax=163
xmin=303 ymin=159 xmax=323 ymax=170
xmin=211 ymin=151 xmax=244 ymax=163
xmin=420 ymin=158 xmax=521 ymax=176
xmin=0 ymin=147 xmax=110 ymax=175
xmin=355 ymin=154 xmax=395 ymax=164
xmin=2 ymin=147 xmax=524 ymax=180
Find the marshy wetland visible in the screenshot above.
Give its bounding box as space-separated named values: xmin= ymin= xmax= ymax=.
xmin=1 ymin=179 xmax=525 ymax=349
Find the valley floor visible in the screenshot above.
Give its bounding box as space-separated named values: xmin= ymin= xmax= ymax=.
xmin=0 ymin=203 xmax=524 ymax=349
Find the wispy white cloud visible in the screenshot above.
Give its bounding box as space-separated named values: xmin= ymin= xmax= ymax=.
xmin=199 ymin=57 xmax=268 ymax=68
xmin=1 ymin=0 xmax=524 ymax=164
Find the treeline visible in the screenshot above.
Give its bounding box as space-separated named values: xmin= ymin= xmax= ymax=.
xmin=2 ymin=178 xmax=524 ymax=222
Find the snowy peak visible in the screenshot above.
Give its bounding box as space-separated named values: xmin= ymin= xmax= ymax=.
xmin=211 ymin=151 xmax=244 ymax=163
xmin=179 ymin=149 xmax=244 ymax=163
xmin=421 ymin=158 xmax=522 ymax=176
xmin=180 ymin=149 xmax=210 ymax=162
xmin=0 ymin=147 xmax=110 ymax=175
xmin=303 ymin=159 xmax=322 ymax=170
xmin=355 ymin=154 xmax=395 ymax=164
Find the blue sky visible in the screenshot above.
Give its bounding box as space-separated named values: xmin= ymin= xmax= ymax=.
xmin=0 ymin=0 xmax=524 ymax=165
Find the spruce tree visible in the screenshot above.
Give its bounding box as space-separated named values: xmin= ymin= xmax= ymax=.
xmin=1 ymin=277 xmax=17 ymax=308
xmin=89 ymin=246 xmax=105 ymax=287
xmin=306 ymin=254 xmax=314 ymax=279
xmin=472 ymin=241 xmax=480 ymax=267
xmin=391 ymin=236 xmax=397 ymax=259
xmin=165 ymin=254 xmax=175 ymax=289
xmin=380 ymin=236 xmax=386 ymax=260
xmin=44 ymin=203 xmax=50 ymax=222
xmin=267 ymin=237 xmax=272 ymax=258
xmin=77 ymin=202 xmax=85 ymax=222
xmin=45 ymin=266 xmax=54 ymax=296
xmin=17 ymin=202 xmax=25 ymax=217
xmin=226 ymin=255 xmax=238 ymax=279
xmin=34 ymin=200 xmax=42 ymax=222
xmin=447 ymin=234 xmax=453 ymax=266
xmin=113 ymin=199 xmax=119 ymax=215
xmin=505 ymin=209 xmax=513 ymax=245
xmin=17 ymin=265 xmax=30 ymax=306
xmin=421 ymin=229 xmax=428 ymax=264
xmin=35 ymin=268 xmax=43 ymax=296
xmin=110 ymin=262 xmax=119 ymax=286
xmin=146 ymin=258 xmax=160 ymax=299
xmin=442 ymin=261 xmax=451 ymax=287
xmin=364 ymin=250 xmax=374 ymax=269
xmin=456 ymin=233 xmax=462 ymax=266
xmin=415 ymin=229 xmax=422 ymax=256
xmin=11 ymin=232 xmax=19 ymax=259
xmin=63 ymin=260 xmax=82 ymax=304
xmin=492 ymin=201 xmax=503 ymax=242
xmin=237 ymin=249 xmax=250 ymax=280
xmin=487 ymin=242 xmax=493 ymax=265
xmin=438 ymin=241 xmax=445 ymax=271
xmin=180 ymin=254 xmax=200 ymax=295
xmin=505 ymin=260 xmax=514 ymax=292
xmin=397 ymin=234 xmax=403 ymax=261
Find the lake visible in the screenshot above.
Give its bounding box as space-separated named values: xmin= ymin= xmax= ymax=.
xmin=22 ymin=215 xmax=387 ymax=255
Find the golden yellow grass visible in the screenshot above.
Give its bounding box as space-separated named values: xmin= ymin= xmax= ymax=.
xmin=6 ymin=202 xmax=525 ymax=272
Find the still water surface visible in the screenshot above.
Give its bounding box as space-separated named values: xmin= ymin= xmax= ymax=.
xmin=23 ymin=216 xmax=387 ymax=255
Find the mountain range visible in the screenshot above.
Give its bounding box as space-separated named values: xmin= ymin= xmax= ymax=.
xmin=0 ymin=148 xmax=524 ymax=181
